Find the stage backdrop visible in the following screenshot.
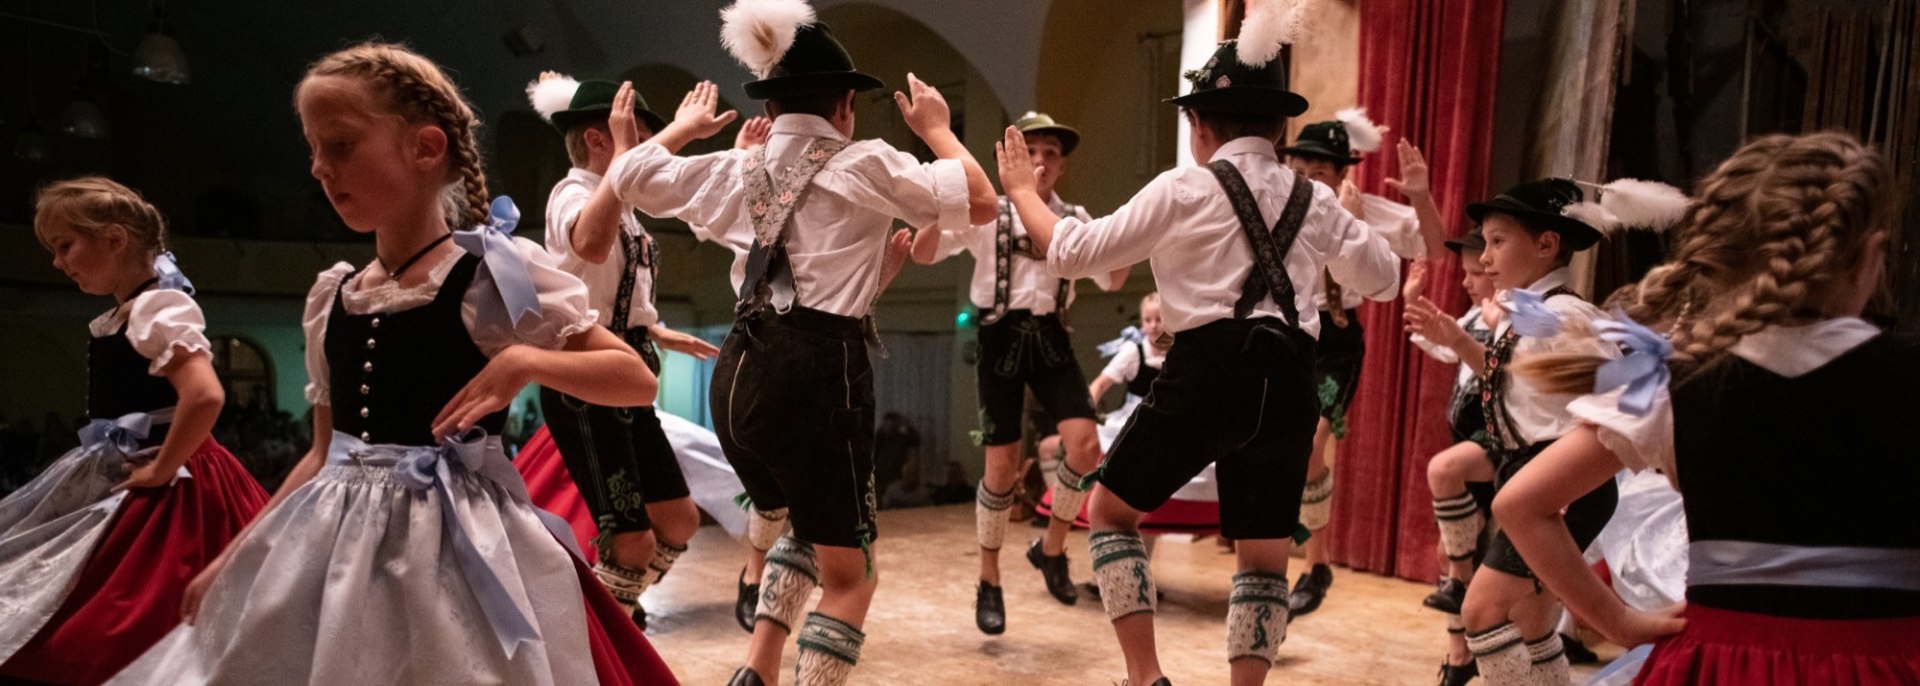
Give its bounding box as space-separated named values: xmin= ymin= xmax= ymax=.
xmin=1327 ymin=0 xmax=1510 ymax=582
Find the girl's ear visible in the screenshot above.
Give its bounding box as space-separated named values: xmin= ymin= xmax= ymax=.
xmin=102 ymin=223 xmax=131 ymax=255
xmin=412 ymin=124 xmax=450 ymax=173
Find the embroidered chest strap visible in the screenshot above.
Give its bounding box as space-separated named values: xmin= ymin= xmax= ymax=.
xmin=1209 ymin=161 xmax=1313 ymax=327
xmin=739 ymin=138 xmax=852 ymax=314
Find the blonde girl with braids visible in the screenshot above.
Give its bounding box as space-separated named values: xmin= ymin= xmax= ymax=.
xmin=1496 ymin=131 xmax=1919 ymax=685
xmin=0 ymin=178 xmax=267 ymax=686
xmin=105 ymin=43 xmax=678 ymax=685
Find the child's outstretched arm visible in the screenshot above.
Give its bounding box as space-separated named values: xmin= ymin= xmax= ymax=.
xmin=431 ymin=327 xmax=654 ymax=439
xmin=117 ymin=352 xmax=222 ymax=490
xmin=1493 ymin=425 xmax=1686 ymax=647
xmin=895 ymin=73 xmax=996 ymax=225
xmin=1384 ymin=139 xmax=1448 ymax=260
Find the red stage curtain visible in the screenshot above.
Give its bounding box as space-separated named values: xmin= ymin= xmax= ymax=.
xmin=1328 ymin=0 xmax=1507 ymax=582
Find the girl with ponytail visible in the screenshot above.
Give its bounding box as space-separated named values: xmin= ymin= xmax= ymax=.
xmin=1495 ymin=131 xmax=1918 ymax=685
xmin=105 ymin=43 xmax=677 ymax=685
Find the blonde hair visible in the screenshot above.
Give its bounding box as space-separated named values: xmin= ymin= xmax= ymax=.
xmin=33 ymin=176 xmax=168 ymax=259
xmin=562 ymin=121 xmax=610 ymax=168
xmin=299 ymin=42 xmax=490 ymax=230
xmin=1140 ymin=292 xmax=1160 ymax=309
xmin=1516 ymin=132 xmax=1892 ymax=393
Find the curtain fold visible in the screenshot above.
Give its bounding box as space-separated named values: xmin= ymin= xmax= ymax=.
xmin=1326 ymin=0 xmax=1508 ymax=582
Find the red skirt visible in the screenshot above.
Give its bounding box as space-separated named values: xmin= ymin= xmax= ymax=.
xmin=1635 ymin=604 xmax=1920 ymax=686
xmin=516 ymin=425 xmax=608 ymax=564
xmin=521 ymin=427 xmax=680 ymax=685
xmin=1036 ymin=487 xmax=1221 ymax=536
xmin=0 ymin=438 xmax=267 ymax=686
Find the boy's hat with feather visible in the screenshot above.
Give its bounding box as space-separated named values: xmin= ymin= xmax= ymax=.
xmin=1166 ymin=0 xmax=1314 ymax=117
xmin=1280 ymin=108 xmax=1382 ymax=165
xmin=722 ymin=0 xmax=882 ymax=101
xmin=527 ymin=75 xmax=667 ymax=134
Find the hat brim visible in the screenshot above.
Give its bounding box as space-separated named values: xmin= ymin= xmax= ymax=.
xmin=1444 ymin=233 xmax=1486 ymax=254
xmin=550 ymin=107 xmax=668 ymax=136
xmin=1465 ymin=198 xmax=1603 ymax=251
xmin=1165 ymin=87 xmax=1308 ymax=118
xmin=1277 ymin=142 xmax=1362 ymax=165
xmin=743 ymin=71 xmax=884 ymax=101
xmin=1017 ymin=125 xmax=1080 ymax=156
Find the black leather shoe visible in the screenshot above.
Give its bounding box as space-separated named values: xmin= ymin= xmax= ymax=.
xmin=1287 ymin=564 xmax=1334 ymax=616
xmin=1422 ymin=577 xmax=1467 ymax=614
xmin=975 ymin=581 xmax=1006 ymax=635
xmin=632 ymin=604 xmax=647 ymax=632
xmin=727 ymin=666 xmax=766 ymax=686
xmin=1026 ymin=539 xmax=1079 ymax=606
xmin=1436 ymin=660 xmax=1477 ymax=686
xmin=1562 ymin=632 xmax=1598 ymax=665
xmin=735 ymin=568 xmax=759 ymax=634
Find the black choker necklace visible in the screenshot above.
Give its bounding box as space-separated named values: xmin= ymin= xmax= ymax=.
xmin=380 ymin=233 xmax=454 ymax=280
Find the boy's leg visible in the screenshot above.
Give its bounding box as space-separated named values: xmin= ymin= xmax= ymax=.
xmin=1030 ymin=348 xmax=1102 ymax=605
xmin=1089 ymin=488 xmax=1163 ymax=686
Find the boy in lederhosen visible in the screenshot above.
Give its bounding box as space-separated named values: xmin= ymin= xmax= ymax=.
xmin=591 ymin=1 xmax=995 ymax=682
xmin=911 ymin=111 xmax=1129 ymax=634
xmin=526 ymin=72 xmax=722 ymax=628
xmin=995 ymin=9 xmax=1404 ymax=684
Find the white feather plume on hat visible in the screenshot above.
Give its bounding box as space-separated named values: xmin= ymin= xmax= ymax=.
xmin=1561 ymin=179 xmax=1689 ymax=233
xmin=1235 ymin=0 xmax=1314 ymax=67
xmin=721 ymin=0 xmax=818 ymax=80
xmin=527 ymin=76 xmax=580 ymax=122
xmin=1598 ymin=179 xmax=1689 ymax=232
xmin=1335 ymin=107 xmax=1383 ymax=153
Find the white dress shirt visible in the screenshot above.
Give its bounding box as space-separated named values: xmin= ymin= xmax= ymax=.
xmin=1046 ymin=136 xmax=1401 ymax=338
xmin=1314 ymin=192 xmax=1424 ymax=311
xmin=545 ymin=167 xmax=656 ymax=329
xmin=606 ymin=114 xmax=971 ymax=318
xmin=1494 ymin=267 xmax=1617 ymax=447
xmin=930 ymin=193 xmax=1118 ymax=315
xmin=1412 ymin=303 xmax=1490 ymax=391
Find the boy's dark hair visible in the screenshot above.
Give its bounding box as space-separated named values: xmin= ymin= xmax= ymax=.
xmin=767 ymin=90 xmax=852 ymax=119
xmin=1187 ymin=109 xmax=1285 ymax=143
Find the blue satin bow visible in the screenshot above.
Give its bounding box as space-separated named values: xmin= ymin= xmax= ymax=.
xmin=1502 ymin=288 xmax=1564 ymax=338
xmin=452 ymin=196 xmax=542 ymax=326
xmin=154 ymin=252 xmax=194 ymax=294
xmin=1096 ymin=325 xmax=1146 ymax=358
xmin=1592 ymin=309 xmax=1672 ymax=417
xmin=78 ymin=413 xmax=157 ymax=459
xmin=381 ymin=429 xmax=577 ymax=659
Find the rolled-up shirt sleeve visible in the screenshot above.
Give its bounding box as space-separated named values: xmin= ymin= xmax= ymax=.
xmin=829 ymin=143 xmax=970 ymax=232
xmin=607 ymin=142 xmax=750 ymax=243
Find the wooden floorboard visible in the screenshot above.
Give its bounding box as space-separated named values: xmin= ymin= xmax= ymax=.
xmin=638 ymin=503 xmax=1613 ymax=685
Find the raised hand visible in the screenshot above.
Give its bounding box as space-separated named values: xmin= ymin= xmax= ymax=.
xmin=893 ymin=73 xmax=953 ymax=142
xmin=996 ymin=126 xmax=1038 ymax=197
xmin=1384 ymin=139 xmax=1431 ymax=200
xmin=609 ymin=81 xmax=641 ymax=156
xmin=1339 ymin=179 xmax=1364 ymax=218
xmin=1402 ymin=259 xmax=1429 ymax=302
xmin=734 ymin=115 xmax=772 ymax=150
xmin=1404 ymin=295 xmax=1466 ymax=347
xmin=672 ymin=81 xmax=740 ymax=142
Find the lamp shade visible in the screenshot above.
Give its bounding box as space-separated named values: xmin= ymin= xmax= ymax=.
xmin=133 ymin=31 xmax=190 ymax=85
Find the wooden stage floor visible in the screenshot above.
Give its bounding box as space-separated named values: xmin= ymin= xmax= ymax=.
xmin=637 ymin=503 xmax=1611 ymax=685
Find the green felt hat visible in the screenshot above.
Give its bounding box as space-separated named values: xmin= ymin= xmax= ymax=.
xmin=1014 ymin=111 xmax=1080 ymax=156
